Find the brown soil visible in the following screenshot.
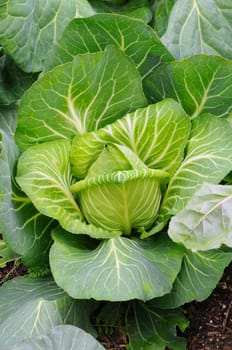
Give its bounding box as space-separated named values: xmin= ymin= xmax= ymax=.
xmin=185 ymin=262 xmax=232 ymax=350
xmin=0 ymin=260 xmax=232 ymax=349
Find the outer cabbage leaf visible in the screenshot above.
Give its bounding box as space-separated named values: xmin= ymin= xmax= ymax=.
xmin=16 ymin=140 xmax=120 ymax=239
xmin=169 ymin=183 xmax=232 ymax=250
xmin=151 ymin=0 xmax=175 ymax=37
xmin=0 ymin=106 xmax=53 ymax=266
xmin=0 ymin=277 xmax=97 ymax=349
xmin=0 ymin=0 xmax=96 ymax=72
xmin=161 ymin=0 xmax=232 ymax=60
xmin=46 ymin=14 xmax=173 ymax=77
xmin=70 ymin=99 xmax=190 ymax=179
xmin=50 ymin=228 xmax=184 ymax=301
xmin=16 ymin=46 xmax=147 ymax=151
xmin=0 ymin=55 xmax=37 ymax=105
xmin=126 ymin=301 xmax=188 ymax=350
xmin=0 ymin=238 xmax=18 ymax=268
xmin=91 ymin=0 xmax=152 ymax=23
xmin=153 ymin=247 xmax=232 ymax=308
xmin=148 ymin=114 xmax=232 ymax=236
xmin=144 ymin=55 xmax=232 ymax=118
xmin=13 ymin=325 xmax=104 ymax=350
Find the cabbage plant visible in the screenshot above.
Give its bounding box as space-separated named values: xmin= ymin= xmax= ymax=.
xmin=0 ymin=1 xmax=232 ymax=349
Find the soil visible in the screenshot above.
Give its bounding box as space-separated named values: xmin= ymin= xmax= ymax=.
xmin=0 ymin=259 xmax=232 ymax=349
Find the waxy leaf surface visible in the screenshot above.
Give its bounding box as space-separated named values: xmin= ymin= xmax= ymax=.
xmin=0 ymin=0 xmax=96 ymax=72
xmin=13 ymin=325 xmax=104 ymax=350
xmin=0 ymin=277 xmax=96 ymax=349
xmin=162 ymin=0 xmax=232 ymax=60
xmin=154 ymin=248 xmax=232 ymax=308
xmin=50 ymin=229 xmax=183 ymax=301
xmin=169 ymin=183 xmax=232 ymax=250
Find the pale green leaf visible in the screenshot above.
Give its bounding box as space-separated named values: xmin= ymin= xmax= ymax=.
xmin=50 ymin=228 xmax=183 ymax=301
xmin=0 ymin=277 xmax=96 ymax=349
xmin=0 ymin=0 xmax=96 ymax=72
xmin=162 ymin=0 xmax=232 ymax=59
xmin=144 ymin=55 xmax=232 ymax=118
xmin=126 ymin=301 xmax=188 ymax=350
xmin=13 ymin=325 xmax=104 ymax=350
xmin=0 ymin=106 xmax=53 ymax=266
xmin=154 ymin=248 xmax=232 ymax=308
xmin=16 ymin=140 xmax=120 ymax=239
xmin=16 ymin=46 xmax=147 ymax=151
xmin=46 ymin=14 xmax=173 ymax=77
xmin=70 ymin=99 xmax=190 ymax=179
xmin=169 ymin=183 xmax=232 ymax=250
xmin=148 ymin=114 xmax=232 ymax=236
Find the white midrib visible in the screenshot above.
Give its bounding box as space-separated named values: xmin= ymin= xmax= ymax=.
xmin=111 ymin=239 xmax=121 ymax=286
xmin=191 ymin=68 xmax=219 ymax=119
xmin=67 ymin=92 xmax=85 ymax=135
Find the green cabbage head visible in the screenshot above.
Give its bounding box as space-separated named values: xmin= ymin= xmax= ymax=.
xmin=70 ymin=144 xmax=168 ymax=235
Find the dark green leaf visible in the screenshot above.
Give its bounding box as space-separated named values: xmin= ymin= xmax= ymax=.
xmin=154 ymin=248 xmax=232 ymax=308
xmin=46 ymin=14 xmax=173 ymax=77
xmin=145 ymin=55 xmax=232 ymax=118
xmin=126 ymin=301 xmax=188 ymax=350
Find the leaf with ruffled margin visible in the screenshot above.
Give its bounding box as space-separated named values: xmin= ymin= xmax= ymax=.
xmin=147 ymin=114 xmax=232 ymax=237
xmin=16 ymin=46 xmax=147 ymax=152
xmin=16 ymin=139 xmax=121 ymax=239
xmin=70 ymin=99 xmax=190 ymax=179
xmin=0 ymin=277 xmax=97 ymax=350
xmin=0 ymin=106 xmax=54 ymax=266
xmin=50 ymin=228 xmax=184 ymax=301
xmin=45 ymin=14 xmax=173 ymax=77
xmin=153 ymin=247 xmax=232 ymax=309
xmin=169 ymin=183 xmax=232 ymax=251
xmin=13 ymin=325 xmax=104 ymax=350
xmin=144 ymin=55 xmax=232 ymax=118
xmin=0 ymin=0 xmax=96 ymax=72
xmin=161 ymin=0 xmax=232 ymax=60
xmin=126 ymin=300 xmax=188 ymax=350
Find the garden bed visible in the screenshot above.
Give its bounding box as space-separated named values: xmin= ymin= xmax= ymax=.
xmin=1 ymin=261 xmax=231 ymax=350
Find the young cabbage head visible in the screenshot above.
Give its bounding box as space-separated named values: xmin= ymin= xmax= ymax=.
xmin=70 ymin=144 xmax=168 ymax=235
